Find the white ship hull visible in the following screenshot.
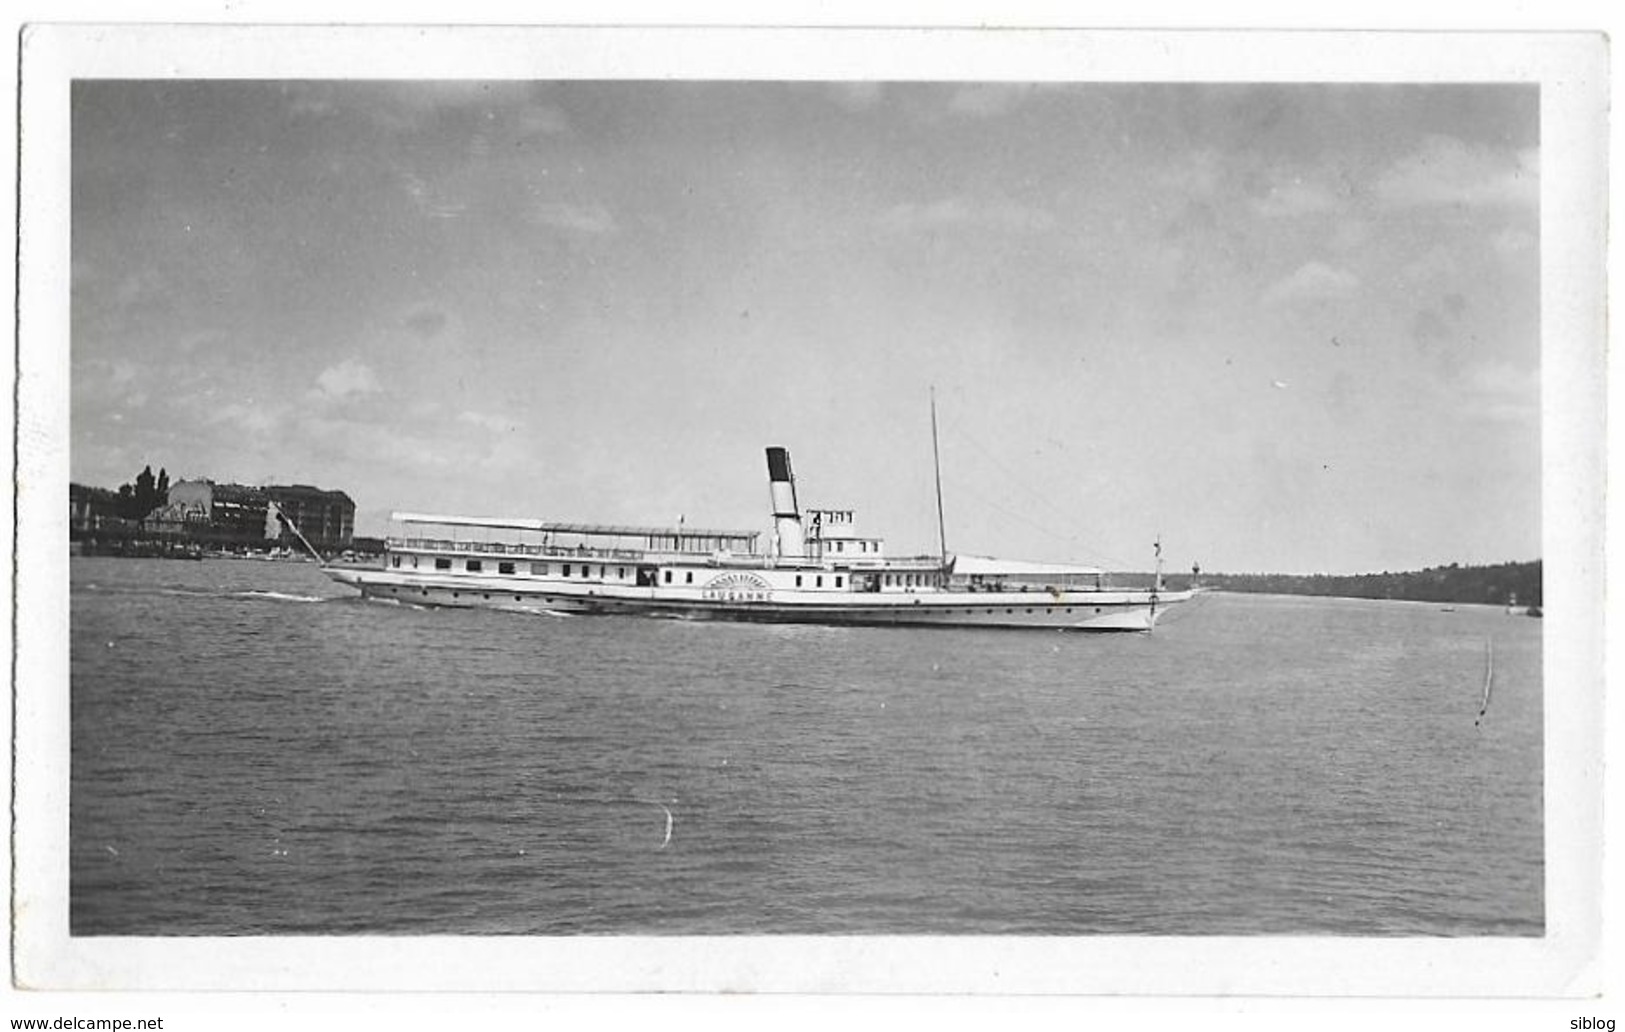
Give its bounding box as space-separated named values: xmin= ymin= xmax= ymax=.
xmin=326 ymin=567 xmax=1191 ymax=631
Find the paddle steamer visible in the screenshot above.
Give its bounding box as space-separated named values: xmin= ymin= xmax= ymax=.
xmin=325 ymin=445 xmax=1192 ymax=631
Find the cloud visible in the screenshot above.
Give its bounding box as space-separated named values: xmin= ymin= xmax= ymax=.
xmin=399 ymin=170 xmax=468 ymax=221
xmin=1261 ymin=261 xmax=1360 ymax=308
xmin=313 ymin=359 xmax=382 ymax=400
xmin=1156 ymin=150 xmax=1225 ymax=200
xmin=207 ymin=402 xmax=282 ymax=435
xmin=1329 ymin=219 xmax=1371 ymax=252
xmin=1251 ymin=177 xmax=1342 ymax=218
xmin=403 ymin=307 xmax=449 ymax=340
xmin=517 ymin=103 xmax=572 ymax=137
xmin=282 ymin=84 xmax=336 ymax=118
xmin=946 ymin=84 xmax=1037 ymax=118
xmin=457 ymin=410 xmax=521 ymax=434
xmin=1458 ymin=360 xmax=1539 ymax=424
xmin=823 ymin=82 xmax=884 ymax=112
xmin=879 ymin=196 xmax=1055 ymax=235
xmin=1492 ymin=226 xmax=1537 ymax=260
xmin=1375 ymin=136 xmax=1538 ymax=209
xmin=530 ymin=200 xmax=618 ymax=236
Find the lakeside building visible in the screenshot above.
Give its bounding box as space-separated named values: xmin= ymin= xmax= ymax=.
xmin=146 ymin=480 xmax=277 ymax=547
xmin=97 ymin=479 xmax=356 ymax=552
xmin=265 ymin=485 xmax=355 ymax=549
xmin=68 ymin=483 xmax=125 ymax=533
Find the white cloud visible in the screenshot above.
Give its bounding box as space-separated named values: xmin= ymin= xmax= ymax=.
xmin=1261 ymin=261 xmax=1361 ymax=308
xmin=824 ymin=82 xmax=884 ymax=112
xmin=946 ymin=84 xmax=1036 ymax=118
xmin=458 ymin=410 xmax=520 ymax=434
xmin=530 ymin=200 xmax=618 ymax=236
xmin=1458 ymin=361 xmax=1539 ymax=424
xmin=1251 ymin=178 xmax=1342 ymax=218
xmin=1156 ymin=150 xmax=1225 ymax=200
xmin=879 ymin=196 xmax=1055 ymax=235
xmin=313 ymin=359 xmax=382 ymax=400
xmin=208 ymin=402 xmax=282 ymax=435
xmin=399 ymin=170 xmax=468 ymax=221
xmin=1492 ymin=226 xmax=1537 ymax=260
xmin=517 ymin=103 xmax=572 ymax=137
xmin=1329 ymin=219 xmax=1371 ymax=252
xmin=1375 ymin=136 xmax=1538 ymax=210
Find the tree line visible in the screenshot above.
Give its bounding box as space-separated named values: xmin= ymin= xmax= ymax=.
xmin=113 ymin=465 xmax=170 ymax=520
xmin=1161 ymin=560 xmax=1542 ymax=607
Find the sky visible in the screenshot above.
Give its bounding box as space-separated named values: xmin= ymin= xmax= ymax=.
xmin=70 ymin=80 xmax=1541 ymax=575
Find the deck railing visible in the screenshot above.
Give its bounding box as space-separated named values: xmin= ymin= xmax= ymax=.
xmin=386 ymin=537 xmax=736 ymax=562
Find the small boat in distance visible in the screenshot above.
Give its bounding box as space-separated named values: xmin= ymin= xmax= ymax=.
xmin=325 ymin=441 xmax=1194 ymax=631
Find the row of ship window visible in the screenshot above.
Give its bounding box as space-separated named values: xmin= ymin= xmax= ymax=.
xmin=395 ymin=555 xmax=631 ymax=579
xmin=884 ymin=573 xmax=941 ymax=587
xmin=390 ymin=554 xmax=854 ymax=588
xmin=823 ymin=539 xmax=879 ymax=553
xmin=391 ymin=553 xmax=935 ymax=590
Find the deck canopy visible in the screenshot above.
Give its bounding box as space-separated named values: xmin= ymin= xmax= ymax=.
xmin=949 ymin=554 xmax=1104 ymax=578
xmin=392 ymin=512 xmax=760 ymax=550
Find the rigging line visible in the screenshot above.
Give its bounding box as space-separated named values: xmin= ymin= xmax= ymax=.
xmin=937 ymin=414 xmax=1130 ymax=565
xmin=269 ymin=500 xmax=327 ymax=567
xmin=930 ymin=387 xmax=949 ymax=565
xmin=937 ymin=458 xmax=1131 ymax=569
xmin=940 ymin=473 xmax=1131 ymax=569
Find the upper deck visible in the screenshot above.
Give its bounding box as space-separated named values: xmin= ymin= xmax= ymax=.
xmin=387 ymin=512 xmax=760 ymax=562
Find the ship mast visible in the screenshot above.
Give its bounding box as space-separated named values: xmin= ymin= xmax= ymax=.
xmin=930 ymin=386 xmax=948 ymax=568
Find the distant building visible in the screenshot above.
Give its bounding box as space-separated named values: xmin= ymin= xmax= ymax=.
xmin=147 ymin=480 xmax=273 ymax=546
xmin=71 ymin=477 xmax=358 ymax=554
xmin=265 ymin=485 xmax=355 ymax=549
xmin=68 ymin=483 xmax=125 ymax=534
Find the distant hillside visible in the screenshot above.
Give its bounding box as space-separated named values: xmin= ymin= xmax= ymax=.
xmin=1144 ymin=560 xmax=1542 ymax=607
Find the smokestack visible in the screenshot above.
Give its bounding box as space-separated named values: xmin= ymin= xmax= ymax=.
xmin=765 ymin=446 xmax=805 ymax=559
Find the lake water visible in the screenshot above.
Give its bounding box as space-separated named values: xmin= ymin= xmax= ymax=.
xmin=68 ymin=555 xmax=1542 ymax=936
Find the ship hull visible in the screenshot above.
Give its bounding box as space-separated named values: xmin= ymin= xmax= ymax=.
xmin=326 ymin=568 xmax=1190 ymax=631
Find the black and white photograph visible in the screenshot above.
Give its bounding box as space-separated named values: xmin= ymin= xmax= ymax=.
xmin=9 ymin=16 xmax=1611 ymax=1022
